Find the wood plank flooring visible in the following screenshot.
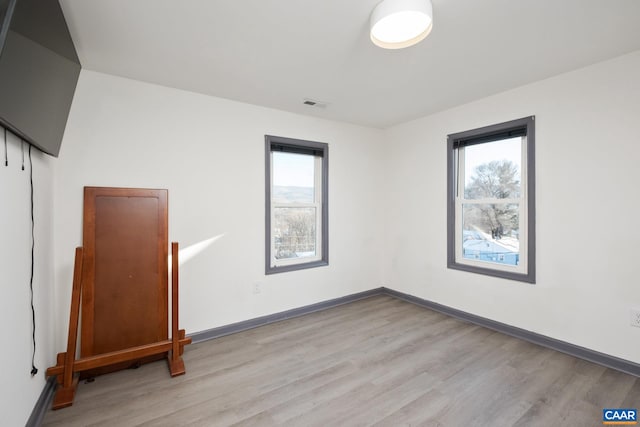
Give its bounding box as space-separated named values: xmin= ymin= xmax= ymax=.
xmin=42 ymin=295 xmax=639 ymax=426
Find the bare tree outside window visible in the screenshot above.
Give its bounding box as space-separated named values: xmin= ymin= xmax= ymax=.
xmin=274 ymin=207 xmax=316 ymax=259
xmin=464 ymin=160 xmax=520 ymax=241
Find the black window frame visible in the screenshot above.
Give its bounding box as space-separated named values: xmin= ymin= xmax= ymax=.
xmin=265 ymin=135 xmax=329 ymax=275
xmin=447 ymin=116 xmax=536 ymax=283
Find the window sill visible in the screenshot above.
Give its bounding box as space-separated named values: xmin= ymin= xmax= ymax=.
xmin=266 ymin=259 xmax=329 ymax=275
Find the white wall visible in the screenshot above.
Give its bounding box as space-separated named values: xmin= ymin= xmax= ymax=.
xmin=53 ymin=70 xmax=385 ymax=349
xmin=0 ymin=133 xmax=55 ymax=425
xmin=384 ymin=50 xmax=640 ymax=364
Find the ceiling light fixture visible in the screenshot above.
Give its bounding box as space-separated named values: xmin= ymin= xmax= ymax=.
xmin=370 ymin=0 xmax=433 ymax=49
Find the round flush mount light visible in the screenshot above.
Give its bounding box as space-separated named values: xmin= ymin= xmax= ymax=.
xmin=370 ymin=0 xmax=433 ymax=49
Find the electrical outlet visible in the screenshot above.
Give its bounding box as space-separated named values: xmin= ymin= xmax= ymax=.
xmin=631 ymin=308 xmax=640 ymax=328
xmin=253 ymin=282 xmax=262 ymax=294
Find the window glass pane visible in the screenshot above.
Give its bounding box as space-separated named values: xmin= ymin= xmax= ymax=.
xmin=462 ymin=203 xmax=520 ymax=265
xmin=273 ymin=152 xmax=315 ymax=203
xmin=464 ymin=137 xmax=521 ymax=200
xmin=274 ymin=207 xmax=317 ymax=259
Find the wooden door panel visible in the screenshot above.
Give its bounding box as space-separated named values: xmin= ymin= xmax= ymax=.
xmin=81 ymin=187 xmax=168 ymax=361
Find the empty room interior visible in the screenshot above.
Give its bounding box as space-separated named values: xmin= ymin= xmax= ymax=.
xmin=1 ymin=0 xmax=640 ymax=426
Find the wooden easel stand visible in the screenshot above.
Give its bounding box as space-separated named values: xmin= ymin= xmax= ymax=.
xmin=46 ymin=243 xmax=191 ymax=409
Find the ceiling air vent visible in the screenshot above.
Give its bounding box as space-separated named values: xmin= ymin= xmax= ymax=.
xmin=303 ymin=99 xmax=327 ymax=109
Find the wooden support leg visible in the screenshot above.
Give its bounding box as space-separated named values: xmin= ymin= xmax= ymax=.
xmin=168 ymin=242 xmax=186 ymax=377
xmin=49 ymin=248 xmax=84 ymax=409
xmin=168 ymin=355 xmax=186 ymax=377
xmin=51 ymin=376 xmax=79 ymax=410
xmin=178 ymin=329 xmax=186 ymax=356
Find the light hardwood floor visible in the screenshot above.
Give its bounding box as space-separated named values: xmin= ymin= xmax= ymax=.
xmin=42 ymin=295 xmax=639 ymax=426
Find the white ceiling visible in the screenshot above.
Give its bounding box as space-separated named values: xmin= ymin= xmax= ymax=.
xmin=59 ymin=0 xmax=640 ymax=128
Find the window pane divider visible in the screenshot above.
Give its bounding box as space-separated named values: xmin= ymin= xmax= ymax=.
xmin=458 ymin=198 xmax=522 ymax=204
xmin=273 ymin=203 xmax=319 ymax=208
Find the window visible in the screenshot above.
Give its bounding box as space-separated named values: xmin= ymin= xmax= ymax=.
xmin=447 ymin=116 xmax=535 ymax=283
xmin=265 ymin=135 xmax=328 ymax=274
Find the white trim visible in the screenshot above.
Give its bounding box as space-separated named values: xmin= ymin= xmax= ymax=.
xmin=270 ymin=153 xmax=323 ymax=268
xmin=454 ymin=136 xmax=528 ymax=274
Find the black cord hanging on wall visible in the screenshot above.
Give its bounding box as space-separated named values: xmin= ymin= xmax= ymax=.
xmin=29 ymin=144 xmax=38 ymax=376
xmin=0 ymin=125 xmax=38 ymax=376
